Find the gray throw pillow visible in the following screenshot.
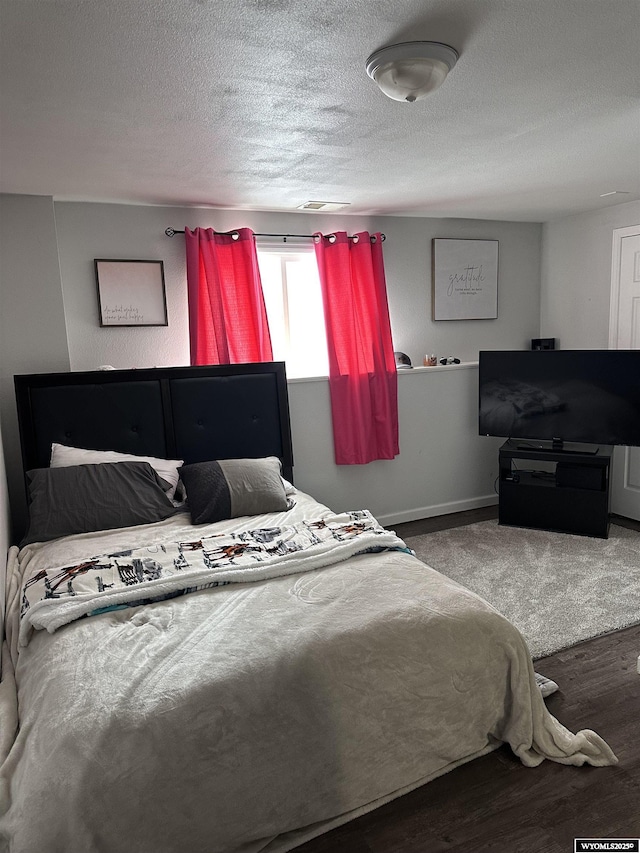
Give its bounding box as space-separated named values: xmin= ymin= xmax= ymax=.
xmin=22 ymin=461 xmax=179 ymax=546
xmin=179 ymin=456 xmax=288 ymax=525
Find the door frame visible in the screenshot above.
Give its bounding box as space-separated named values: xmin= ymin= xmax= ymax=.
xmin=608 ymin=223 xmax=640 ymax=348
xmin=608 ymin=223 xmax=640 ymax=520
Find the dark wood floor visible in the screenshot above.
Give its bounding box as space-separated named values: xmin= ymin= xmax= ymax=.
xmin=295 ymin=508 xmax=640 ymax=853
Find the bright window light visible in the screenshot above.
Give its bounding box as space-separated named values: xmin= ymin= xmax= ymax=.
xmin=258 ymin=246 xmax=329 ymax=379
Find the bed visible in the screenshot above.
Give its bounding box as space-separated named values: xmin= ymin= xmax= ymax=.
xmin=0 ymin=363 xmax=616 ymax=853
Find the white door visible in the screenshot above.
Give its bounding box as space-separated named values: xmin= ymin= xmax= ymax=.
xmin=609 ymin=225 xmax=640 ymax=520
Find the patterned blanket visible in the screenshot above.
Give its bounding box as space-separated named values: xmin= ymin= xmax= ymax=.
xmin=19 ymin=510 xmax=410 ymax=643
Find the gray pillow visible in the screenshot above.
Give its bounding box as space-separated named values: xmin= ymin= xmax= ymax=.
xmin=22 ymin=461 xmax=179 ymax=546
xmin=179 ymin=456 xmax=288 ymax=525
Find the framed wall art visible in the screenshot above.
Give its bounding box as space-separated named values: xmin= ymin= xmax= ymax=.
xmin=95 ymin=259 xmax=168 ymax=327
xmin=432 ymin=238 xmax=499 ymax=321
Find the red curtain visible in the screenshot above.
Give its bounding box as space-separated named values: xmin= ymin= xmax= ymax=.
xmin=314 ymin=231 xmax=399 ymax=464
xmin=185 ymin=227 xmax=273 ymax=365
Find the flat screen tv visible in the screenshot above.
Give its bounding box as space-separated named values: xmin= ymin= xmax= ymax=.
xmin=478 ymin=350 xmax=640 ymax=450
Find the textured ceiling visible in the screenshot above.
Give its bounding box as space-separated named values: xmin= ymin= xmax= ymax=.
xmin=1 ymin=0 xmax=639 ymax=221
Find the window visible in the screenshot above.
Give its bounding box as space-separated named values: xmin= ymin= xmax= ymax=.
xmin=257 ymin=245 xmax=329 ymax=379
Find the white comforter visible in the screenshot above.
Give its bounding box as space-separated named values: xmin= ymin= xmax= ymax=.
xmin=0 ymin=493 xmax=616 ymax=853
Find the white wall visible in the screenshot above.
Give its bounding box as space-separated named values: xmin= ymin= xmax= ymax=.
xmin=289 ymin=365 xmax=503 ymax=525
xmin=54 ymin=202 xmax=189 ymax=370
xmin=49 ymin=201 xmax=541 ymax=524
xmin=0 ymin=196 xmax=542 ymax=533
xmin=541 ymin=200 xmax=640 ymax=348
xmin=54 ymin=202 xmax=542 ymax=371
xmin=0 ymin=194 xmax=71 ymax=539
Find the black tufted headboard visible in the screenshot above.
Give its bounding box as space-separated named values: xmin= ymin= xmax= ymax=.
xmin=14 ymin=363 xmax=294 ymax=482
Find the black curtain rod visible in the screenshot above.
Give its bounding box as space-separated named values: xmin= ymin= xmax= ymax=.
xmin=165 ymin=228 xmax=385 ymax=241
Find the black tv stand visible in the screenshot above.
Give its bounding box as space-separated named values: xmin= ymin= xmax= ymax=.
xmin=499 ymin=440 xmax=612 ymax=538
xmin=514 ymin=440 xmax=600 ymax=455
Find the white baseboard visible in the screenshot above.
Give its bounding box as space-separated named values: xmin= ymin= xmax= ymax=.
xmin=376 ymin=495 xmax=498 ymax=528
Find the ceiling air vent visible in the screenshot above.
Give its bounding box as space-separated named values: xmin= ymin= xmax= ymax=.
xmin=296 ymin=201 xmax=351 ymax=211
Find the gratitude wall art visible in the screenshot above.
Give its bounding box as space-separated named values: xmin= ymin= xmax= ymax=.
xmin=432 ymin=238 xmax=498 ymax=320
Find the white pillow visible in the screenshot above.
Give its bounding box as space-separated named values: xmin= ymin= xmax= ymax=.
xmin=281 ymin=477 xmax=296 ymax=495
xmin=50 ymin=443 xmax=184 ymax=501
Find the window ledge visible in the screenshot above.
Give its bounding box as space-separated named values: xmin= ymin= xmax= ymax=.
xmin=287 ymin=373 xmax=329 ymax=384
xmin=287 ymin=361 xmax=479 ymax=383
xmin=398 ymin=361 xmax=479 ymax=375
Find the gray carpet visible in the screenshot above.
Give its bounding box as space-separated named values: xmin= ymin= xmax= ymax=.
xmin=403 ymin=521 xmax=640 ymax=659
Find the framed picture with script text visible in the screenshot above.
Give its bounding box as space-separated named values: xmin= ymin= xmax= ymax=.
xmin=95 ymin=259 xmax=168 ymax=327
xmin=432 ymin=239 xmax=498 ymax=320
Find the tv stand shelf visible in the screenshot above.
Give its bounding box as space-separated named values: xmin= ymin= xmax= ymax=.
xmin=498 ymin=440 xmax=612 ymax=538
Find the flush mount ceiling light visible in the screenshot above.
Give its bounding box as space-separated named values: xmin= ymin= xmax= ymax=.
xmin=366 ymin=41 xmax=459 ymax=103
